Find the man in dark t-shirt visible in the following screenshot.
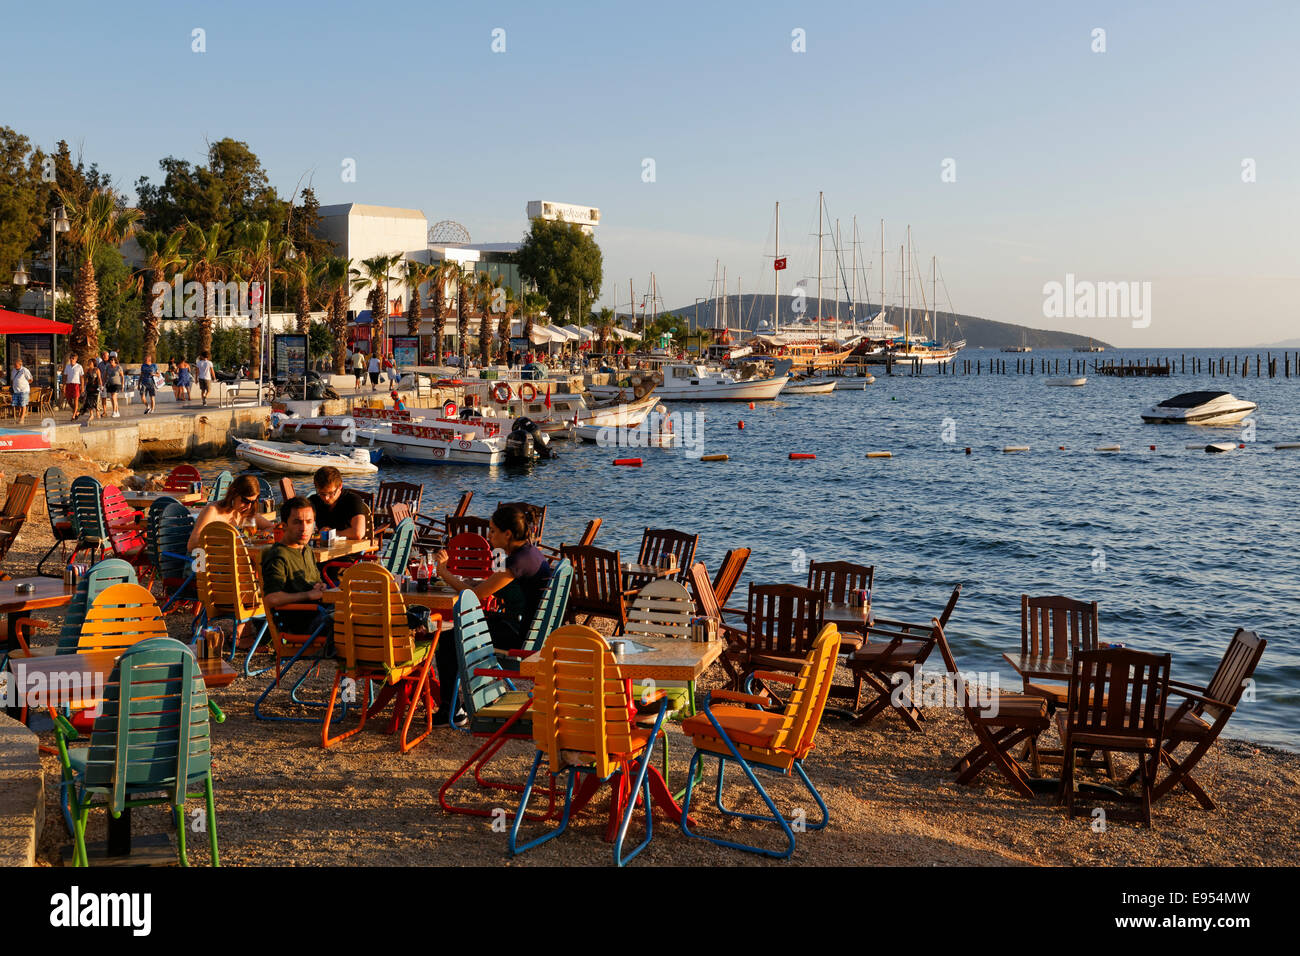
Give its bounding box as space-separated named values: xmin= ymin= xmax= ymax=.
xmin=261 ymin=497 xmax=331 ymax=636
xmin=308 ymin=466 xmax=370 ymax=540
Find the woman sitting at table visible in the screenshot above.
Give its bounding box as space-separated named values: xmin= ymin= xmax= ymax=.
xmin=430 ymin=504 xmax=553 ymax=724
xmin=187 ymin=474 xmax=276 ymax=551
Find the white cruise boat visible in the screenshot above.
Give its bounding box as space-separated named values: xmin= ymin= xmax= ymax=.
xmin=592 ymin=363 xmax=789 ymax=402
xmin=359 ymin=415 xmax=506 ymax=465
xmin=1140 ymin=391 xmax=1258 ymax=426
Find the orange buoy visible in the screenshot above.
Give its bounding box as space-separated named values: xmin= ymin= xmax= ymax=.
xmin=964 ymin=447 xmax=971 ymax=455
xmin=789 ymin=453 xmax=816 ymax=460
xmin=613 ymin=458 xmax=643 ymax=467
xmin=700 ymin=454 xmax=728 ymax=462
xmin=737 ymin=421 xmax=745 ymax=429
xmin=1150 ymin=444 xmax=1156 ymax=450
xmin=748 ymin=402 xmax=755 ymax=409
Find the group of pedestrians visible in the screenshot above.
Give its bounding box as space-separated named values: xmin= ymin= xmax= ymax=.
xmin=346 ymin=347 xmax=397 ymax=391
xmin=42 ymin=349 xmax=219 ymax=425
xmin=53 ymin=349 xmax=125 ymax=423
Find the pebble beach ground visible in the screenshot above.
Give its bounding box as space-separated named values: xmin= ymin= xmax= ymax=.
xmin=11 ymin=455 xmax=1298 ymax=867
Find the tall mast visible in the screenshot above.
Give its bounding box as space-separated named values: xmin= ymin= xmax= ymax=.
xmin=816 ymin=190 xmax=823 ymax=342
xmin=630 ymin=277 xmax=635 ymax=331
xmin=932 ymin=255 xmax=937 ymax=343
xmin=833 ymin=217 xmax=840 ymax=325
xmin=880 ymin=218 xmax=885 ymax=334
xmin=905 ymin=225 xmax=911 ymax=348
xmin=722 ymin=266 xmax=727 ymax=328
xmin=651 ymin=272 xmax=657 ymax=327
xmin=738 ymin=276 xmax=742 ymax=338
xmin=851 ymin=215 xmax=858 ymax=334
xmin=773 ymin=201 xmax=780 ymax=334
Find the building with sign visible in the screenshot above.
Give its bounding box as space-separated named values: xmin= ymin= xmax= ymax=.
xmin=525 ymin=201 xmax=600 ymax=235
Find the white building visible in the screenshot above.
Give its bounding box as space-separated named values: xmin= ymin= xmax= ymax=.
xmin=315 ymin=203 xmax=428 ymax=314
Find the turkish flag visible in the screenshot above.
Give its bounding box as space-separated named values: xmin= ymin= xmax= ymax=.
xmin=774 ymin=257 xmax=787 ymax=271
xmin=544 ymin=385 xmax=552 ymax=409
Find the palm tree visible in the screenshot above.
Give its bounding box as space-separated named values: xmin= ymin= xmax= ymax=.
xmin=404 ymin=260 xmax=434 ymax=337
xmin=61 ymin=188 xmax=140 ymax=358
xmin=131 ymin=227 xmax=185 ymax=358
xmin=476 ymin=272 xmax=499 ymax=364
xmin=231 ymin=220 xmax=293 ymax=375
xmin=351 ymin=253 xmax=401 ymax=356
xmin=320 ymin=256 xmax=352 ymax=374
xmin=496 ymin=285 xmax=518 ymax=361
xmin=283 ymin=250 xmax=317 ymax=334
xmin=455 ymin=264 xmax=475 ymax=367
xmin=182 ymin=222 xmax=229 ymax=358
xmin=521 ymin=290 xmax=548 ymax=357
xmin=431 ymin=260 xmax=457 ymax=323
xmin=593 ymin=307 xmax=617 ymax=357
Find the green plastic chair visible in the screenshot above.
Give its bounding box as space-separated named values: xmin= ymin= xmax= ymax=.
xmin=208 ymin=470 xmax=233 ymax=502
xmin=146 ymin=500 xmax=196 ymax=612
xmin=55 ymin=559 xmax=139 ymax=653
xmin=68 ymin=475 xmax=108 ymax=565
xmin=37 ymin=466 xmax=77 ymax=575
xmin=54 ymin=636 xmax=222 ymax=867
xmin=499 ymin=558 xmax=572 ymax=672
xmin=381 ymin=517 xmax=416 ymax=577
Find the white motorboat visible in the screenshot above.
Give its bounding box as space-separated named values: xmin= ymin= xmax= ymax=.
xmin=236 ymin=440 xmax=378 ymax=476
xmin=592 ymin=363 xmax=788 ymax=402
xmin=1045 ymin=377 xmax=1087 ymax=387
xmin=782 ymin=376 xmax=838 ymax=395
xmin=358 ymin=415 xmax=506 ymax=466
xmin=832 ymin=371 xmax=875 ymax=389
xmin=480 ymin=386 xmax=659 ymax=436
xmin=270 ymin=412 xmax=364 ymax=445
xmin=1141 ymin=391 xmax=1258 ymax=426
xmin=574 ymin=423 xmax=678 ymax=448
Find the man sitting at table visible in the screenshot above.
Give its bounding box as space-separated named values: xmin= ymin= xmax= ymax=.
xmin=308 ymin=466 xmax=370 ymax=541
xmin=261 ymin=496 xmax=332 ymax=642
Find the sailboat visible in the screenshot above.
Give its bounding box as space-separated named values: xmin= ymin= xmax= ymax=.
xmin=863 ymin=233 xmax=962 ymax=366
xmin=1002 ymin=328 xmax=1032 ymax=353
xmin=1073 ymin=338 xmax=1104 ymax=353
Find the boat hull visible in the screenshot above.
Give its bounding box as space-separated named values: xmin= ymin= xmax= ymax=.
xmin=782 ymin=379 xmax=838 ymax=394
xmin=236 ymin=440 xmax=378 ymax=476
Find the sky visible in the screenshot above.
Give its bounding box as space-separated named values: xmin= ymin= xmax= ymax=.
xmin=5 ymin=0 xmax=1297 ymax=346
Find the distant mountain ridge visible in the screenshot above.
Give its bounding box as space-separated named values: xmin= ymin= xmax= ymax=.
xmin=657 ymin=295 xmax=1113 ymax=350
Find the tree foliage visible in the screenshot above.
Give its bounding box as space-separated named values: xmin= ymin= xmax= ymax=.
xmin=516 ymin=218 xmax=602 ymax=326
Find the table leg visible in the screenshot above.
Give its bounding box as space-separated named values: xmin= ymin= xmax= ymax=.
xmin=106 ymin=807 xmax=132 ymax=856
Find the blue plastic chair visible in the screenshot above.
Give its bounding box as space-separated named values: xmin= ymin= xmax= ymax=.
xmin=55 ymin=559 xmax=139 ymax=654
xmin=208 ymin=470 xmax=233 ymax=502
xmin=146 ymin=500 xmax=196 ymax=613
xmin=381 ymin=517 xmax=416 ymax=577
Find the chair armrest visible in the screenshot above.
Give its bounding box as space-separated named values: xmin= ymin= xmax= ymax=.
xmin=208 ymin=700 xmax=226 ymax=723
xmin=277 ymin=602 xmax=322 ymax=612
xmin=709 ymin=689 xmax=769 ymax=708
xmin=54 ymin=713 xmax=78 ymax=740
xmin=719 ymin=605 xmax=748 ymax=618
xmin=504 ymin=649 xmax=533 ymax=658
xmin=865 ymin=626 xmax=931 ymax=643
xmin=1166 ymin=685 xmax=1234 ymax=712
xmin=869 ymin=616 xmax=930 ymax=633
xmin=750 ymin=670 xmax=799 ymax=686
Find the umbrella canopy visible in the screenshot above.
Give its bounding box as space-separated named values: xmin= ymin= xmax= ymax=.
xmin=0 ymin=308 xmax=72 ymax=334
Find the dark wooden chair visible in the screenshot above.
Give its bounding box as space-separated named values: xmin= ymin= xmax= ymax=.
xmin=1019 ymin=594 xmax=1099 ymax=708
xmin=37 ymin=467 xmax=78 ymax=575
xmin=633 ymin=528 xmax=698 ymax=586
xmin=496 ymin=501 xmax=546 ymax=543
xmin=277 ymin=477 xmax=296 ymax=504
xmin=559 ymin=544 xmax=631 ymax=635
xmin=373 ymin=481 xmax=424 ymax=537
xmin=451 ymin=490 xmax=473 ymax=518
xmin=711 ymin=547 xmax=750 ymax=611
xmin=688 ymin=561 xmax=748 ymax=687
xmin=1151 ymin=629 xmax=1266 ymax=810
xmin=933 ymin=620 xmax=1050 ymax=797
xmin=540 ymin=517 xmax=601 ymax=561
xmin=0 ymin=474 xmax=39 ymax=564
xmin=733 ymin=583 xmax=825 ymax=692
xmin=1058 ymin=647 xmax=1170 ymax=827
xmin=848 ymin=584 xmax=961 ymax=730
xmin=807 ymin=559 xmax=874 ymax=653
xmin=447 ymin=515 xmax=491 ymax=540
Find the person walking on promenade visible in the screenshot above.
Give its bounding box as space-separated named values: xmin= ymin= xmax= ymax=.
xmin=104 ymin=354 xmax=125 ymax=418
xmin=177 ymin=358 xmax=194 ymax=403
xmin=196 ymin=351 xmax=215 ymax=407
xmin=352 ymin=349 xmax=365 ymax=389
xmin=10 ymin=356 xmax=32 ymax=426
xmin=139 ymin=352 xmax=159 ymax=415
xmin=62 ymin=352 xmax=83 ymax=417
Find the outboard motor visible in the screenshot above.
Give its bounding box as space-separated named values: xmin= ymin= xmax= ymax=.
xmin=506 ymin=416 xmax=556 ymax=462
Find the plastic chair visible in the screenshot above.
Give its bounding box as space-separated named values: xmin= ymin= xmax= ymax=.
xmin=207 ymin=470 xmax=233 ymax=503
xmin=101 ymin=485 xmax=150 ymax=586
xmin=445 ymin=532 xmax=492 ymax=579
xmin=321 ymin=563 xmax=440 ymax=753
xmin=508 ymin=625 xmax=668 ymax=867
xmin=146 ymin=499 xmax=196 ymax=613
xmin=679 ymin=624 xmax=839 ymax=859
xmin=254 ymin=598 xmax=335 ymax=724
xmin=380 ymin=517 xmax=416 ymax=577
xmin=68 ymin=476 xmax=109 ymax=565
xmin=193 ymin=523 xmax=268 ymax=676
xmin=439 ymin=591 xmax=553 ymax=820
xmin=37 ymin=467 xmax=77 ymax=575
xmin=54 ymin=559 xmax=139 ymax=653
xmin=54 ymin=637 xmax=221 ymax=867
xmin=163 ymin=465 xmax=202 ymax=493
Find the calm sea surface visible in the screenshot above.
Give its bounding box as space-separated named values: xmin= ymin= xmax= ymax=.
xmin=202 ymin=348 xmax=1300 ymax=750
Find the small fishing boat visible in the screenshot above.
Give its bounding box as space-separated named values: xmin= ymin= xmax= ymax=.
xmin=574 ymin=423 xmax=678 ymax=448
xmin=357 ymin=415 xmax=508 ymax=466
xmin=1141 ymin=391 xmax=1258 ymax=425
xmin=1045 ymin=377 xmax=1087 ymax=387
xmin=782 ymin=376 xmax=838 ymax=395
xmin=236 ymin=440 xmax=378 ymax=476
xmin=832 ymin=370 xmax=875 ymax=389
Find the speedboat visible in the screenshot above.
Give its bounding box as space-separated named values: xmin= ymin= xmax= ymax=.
xmin=782 ymin=376 xmax=837 ymax=395
xmin=1045 ymin=377 xmax=1087 ymax=387
xmin=1140 ymin=391 xmax=1257 ymax=425
xmin=236 ymin=440 xmax=378 ymax=476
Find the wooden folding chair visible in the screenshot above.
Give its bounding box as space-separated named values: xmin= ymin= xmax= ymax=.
xmin=734 ymin=584 xmax=825 ymax=695
xmin=1019 ymin=594 xmax=1099 ymax=708
xmin=560 ymin=544 xmax=631 ymax=635
xmin=933 ymin=620 xmax=1050 ymax=798
xmin=807 ymin=559 xmax=874 ymax=654
xmin=277 ymin=477 xmax=296 ymax=504
xmin=634 ymin=527 xmax=697 ymax=586
xmin=1058 ymin=648 xmax=1170 ymax=827
xmin=446 ymin=514 xmax=491 ymax=539
xmin=1151 ymin=629 xmax=1265 ymax=810
xmin=710 ymin=547 xmax=750 ymax=609
xmin=0 ymin=474 xmax=38 ymax=564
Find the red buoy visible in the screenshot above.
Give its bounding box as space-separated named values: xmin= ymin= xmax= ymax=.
xmin=737 ymin=421 xmax=745 ymax=429
xmin=613 ymin=458 xmax=643 ymax=467
xmin=789 ymin=453 xmax=816 ymax=460
xmin=1150 ymin=444 xmax=1156 ymax=450
xmin=964 ymin=447 xmax=971 ymax=455
xmin=748 ymin=402 xmax=755 ymax=410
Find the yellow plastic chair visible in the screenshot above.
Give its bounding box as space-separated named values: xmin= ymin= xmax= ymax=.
xmin=322 ymin=563 xmax=440 ymax=753
xmin=508 ymin=625 xmax=668 ymax=866
xmin=68 ymin=582 xmax=170 ymax=733
xmin=194 ymin=523 xmax=268 ymax=675
xmin=679 ymin=623 xmax=840 ymax=859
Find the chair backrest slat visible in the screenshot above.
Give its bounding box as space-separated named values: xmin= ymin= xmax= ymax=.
xmin=711 ymin=548 xmax=751 ymax=607
xmin=746 ymin=583 xmax=824 ymax=658
xmin=1021 ymin=594 xmax=1098 ymax=661
xmin=57 ymin=559 xmax=139 ymax=652
xmin=338 ymin=563 xmax=416 ymax=672
xmin=454 ymin=590 xmax=510 ymax=717
xmin=522 ymin=558 xmax=572 ymax=654
xmin=76 ymin=582 xmax=169 ymax=653
xmin=381 ymin=517 xmax=417 ymax=577
xmin=559 ymin=545 xmax=625 ymax=626
xmin=446 ymin=532 xmax=493 ymax=579
xmin=637 ymin=528 xmax=698 ymax=582
xmin=1202 ymin=629 xmax=1266 ymax=722
xmin=69 ymin=475 xmax=108 ymax=543
xmin=807 ymin=559 xmax=873 ymax=605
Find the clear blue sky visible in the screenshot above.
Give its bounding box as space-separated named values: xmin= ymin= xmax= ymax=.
xmin=5 ymin=0 xmax=1297 ymax=345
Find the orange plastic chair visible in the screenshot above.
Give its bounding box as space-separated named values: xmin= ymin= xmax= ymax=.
xmin=679 ymin=623 xmax=840 ymax=859
xmin=322 ymin=563 xmax=440 ymax=753
xmin=194 ymin=523 xmax=268 ymax=675
xmin=68 ymin=582 xmax=170 ymax=732
xmin=508 ymin=625 xmax=669 ymax=866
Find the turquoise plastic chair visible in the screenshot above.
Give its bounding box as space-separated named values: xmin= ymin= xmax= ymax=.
xmin=54 ymin=637 xmax=222 ymax=867
xmin=37 ymin=467 xmax=77 ymax=575
xmin=146 ymin=500 xmax=196 ymax=613
xmin=381 ymin=518 xmax=416 ymax=577
xmin=208 ymin=471 xmax=233 ymax=502
xmin=55 ymin=559 xmax=139 ymax=654
xmin=68 ymin=476 xmax=108 ymax=565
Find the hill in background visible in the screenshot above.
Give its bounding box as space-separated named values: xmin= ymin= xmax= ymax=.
xmin=654 ymin=295 xmax=1112 ymax=350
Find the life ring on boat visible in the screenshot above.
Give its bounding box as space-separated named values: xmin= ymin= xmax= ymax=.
xmin=491 ymin=382 xmax=513 ymax=405
xmin=443 ymin=401 xmax=458 ymax=418
xmin=270 ymin=412 xmax=282 ymax=430
xmin=518 ymin=383 xmax=537 ymax=402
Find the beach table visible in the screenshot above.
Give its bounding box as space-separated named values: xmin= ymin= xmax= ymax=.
xmin=122 ymin=489 xmax=204 ymax=508
xmin=621 ymin=559 xmax=679 ymax=589
xmin=7 ymin=645 xmax=234 ymax=861
xmin=1002 ymin=652 xmax=1075 ymax=682
xmin=517 ymin=636 xmax=722 ymax=838
xmin=249 ymin=536 xmax=376 ymax=564
xmin=0 ymin=577 xmax=76 ymax=649
xmin=823 ymin=602 xmax=872 ymax=632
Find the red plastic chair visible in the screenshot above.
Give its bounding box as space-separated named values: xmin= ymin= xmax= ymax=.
xmin=163 ymin=465 xmax=202 ymax=494
xmin=446 ymin=532 xmax=493 ymax=580
xmin=101 ymin=486 xmax=151 ymax=586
